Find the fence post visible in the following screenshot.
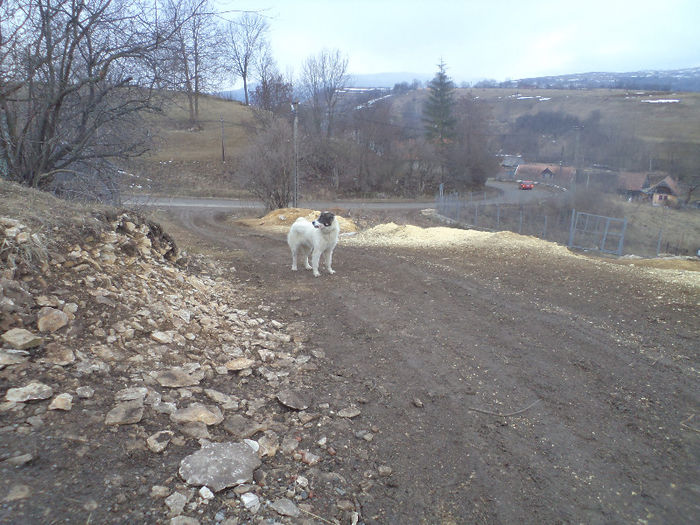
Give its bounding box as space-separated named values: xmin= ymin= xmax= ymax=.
xmin=474 ymin=203 xmax=478 ymax=226
xmin=519 ymin=207 xmax=523 ymax=234
xmin=600 ymin=217 xmax=610 ymax=251
xmin=617 ymin=217 xmax=627 ymax=256
xmin=543 ymin=215 xmax=548 ymax=239
xmin=496 ymin=205 xmax=500 ymax=229
xmin=568 ymin=209 xmax=577 ymax=248
xmin=656 ymin=229 xmax=663 ymax=256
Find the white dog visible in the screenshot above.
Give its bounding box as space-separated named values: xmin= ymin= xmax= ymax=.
xmin=287 ymin=211 xmax=339 ymax=277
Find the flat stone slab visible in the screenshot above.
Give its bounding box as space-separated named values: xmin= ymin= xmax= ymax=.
xmin=179 ymin=442 xmax=261 ymax=492
xmin=0 ymin=350 xmax=29 ymax=369
xmin=153 ymin=367 xmax=205 ymax=387
xmin=224 ymin=357 xmax=256 ymax=371
xmin=1 ymin=328 xmax=43 ymax=350
xmin=6 ymin=382 xmax=54 ymax=402
xmin=105 ymin=400 xmax=144 ymax=425
xmin=276 ymin=389 xmax=309 ymax=411
xmin=170 ymin=403 xmax=223 ymax=426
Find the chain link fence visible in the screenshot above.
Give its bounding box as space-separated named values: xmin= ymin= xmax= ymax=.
xmin=435 ymin=192 xmax=697 ymax=257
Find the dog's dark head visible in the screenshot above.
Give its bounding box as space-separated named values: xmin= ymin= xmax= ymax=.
xmin=312 ymin=211 xmax=335 ymax=229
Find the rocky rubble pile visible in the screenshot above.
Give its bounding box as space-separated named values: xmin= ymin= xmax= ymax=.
xmin=0 ymin=212 xmax=377 ymax=524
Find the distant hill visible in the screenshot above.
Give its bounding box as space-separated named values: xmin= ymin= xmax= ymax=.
xmin=217 ymin=72 xmax=435 ymax=101
xmin=348 ymin=72 xmax=434 ymax=88
xmin=502 ymin=67 xmax=700 ymax=92
xmin=218 ymin=87 xmax=247 ymax=102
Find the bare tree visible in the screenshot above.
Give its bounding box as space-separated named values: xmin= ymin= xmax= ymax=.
xmin=300 ymin=49 xmax=349 ymax=138
xmin=250 ymin=49 xmax=293 ymax=121
xmin=158 ymin=0 xmax=224 ymax=124
xmin=238 ymin=117 xmax=294 ymax=210
xmin=225 ymin=13 xmax=268 ymax=106
xmin=345 ymin=98 xmax=400 ymax=193
xmin=0 ymin=0 xmax=167 ymax=197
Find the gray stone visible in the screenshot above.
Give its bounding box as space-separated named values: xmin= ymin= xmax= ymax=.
xmin=154 ymin=367 xmax=205 ymax=388
xmin=150 ymin=331 xmax=174 ymax=344
xmin=41 ymin=344 xmax=75 ymax=366
xmin=105 ymin=400 xmax=144 ymax=425
xmin=203 ymin=388 xmax=237 ymax=408
xmin=269 ymin=498 xmax=300 ymax=517
xmin=115 ymin=387 xmax=149 ymax=403
xmin=198 ymin=486 xmax=214 ymax=500
xmin=224 ymin=357 xmax=255 ymax=371
xmin=1 ymin=328 xmax=43 ymax=350
xmin=3 ymin=453 xmax=33 ymax=466
xmin=338 ymin=406 xmax=361 ymax=418
xmin=6 ymin=382 xmax=54 ymax=402
xmin=179 ymin=422 xmax=211 ymax=440
xmin=147 ymin=430 xmax=174 ymax=453
xmin=0 ymin=350 xmax=28 ymax=369
xmin=151 ymin=485 xmax=170 ymax=498
xmin=48 ymin=393 xmax=73 ymax=411
xmin=223 ymin=414 xmax=266 ymax=439
xmin=257 ymin=431 xmax=279 ymax=457
xmin=378 ymin=465 xmax=393 ymax=476
xmin=179 ymin=442 xmax=261 ymax=492
xmin=4 ymin=484 xmax=31 ymax=502
xmin=165 ymin=491 xmax=189 ymax=516
xmin=170 ymin=517 xmax=200 ymax=525
xmin=37 ymin=308 xmax=69 ymax=332
xmin=76 ymin=386 xmax=95 ymax=399
xmin=170 ymin=403 xmax=223 ymax=426
xmin=74 ymin=359 xmax=110 ymax=375
xmin=281 ymin=434 xmax=300 ymax=454
xmin=239 ymin=492 xmax=259 ymax=512
xmin=276 ymin=389 xmax=309 ymax=411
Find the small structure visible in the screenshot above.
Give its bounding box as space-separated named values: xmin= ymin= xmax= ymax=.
xmin=515 ymin=163 xmax=576 ymax=184
xmin=617 ymin=171 xmax=678 ymax=204
xmin=644 ymin=175 xmax=679 ymax=205
xmin=497 ymin=154 xmax=522 ymax=178
xmin=617 ymin=171 xmax=650 ymax=200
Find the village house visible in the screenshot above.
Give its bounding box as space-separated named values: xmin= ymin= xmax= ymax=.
xmin=514 ymin=163 xmax=576 ymax=185
xmin=497 ymin=155 xmax=522 ymax=178
xmin=617 ymin=171 xmax=679 ymax=204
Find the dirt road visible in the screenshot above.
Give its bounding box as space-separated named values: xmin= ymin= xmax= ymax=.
xmin=169 ymin=206 xmax=699 ymax=524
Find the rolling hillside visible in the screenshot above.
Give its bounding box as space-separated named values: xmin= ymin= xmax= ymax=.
xmin=132 ymin=87 xmax=700 ymax=198
xmin=393 ymin=87 xmax=700 ymax=145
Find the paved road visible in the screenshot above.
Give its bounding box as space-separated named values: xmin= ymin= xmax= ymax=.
xmin=123 ymin=180 xmax=556 ymax=211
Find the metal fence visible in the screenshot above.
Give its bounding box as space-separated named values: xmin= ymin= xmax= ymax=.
xmin=436 ymin=193 xmax=573 ymax=244
xmin=568 ymin=210 xmax=627 ymax=256
xmin=435 ymin=193 xmax=695 ymax=257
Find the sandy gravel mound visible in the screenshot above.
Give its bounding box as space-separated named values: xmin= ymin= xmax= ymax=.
xmin=344 ymin=222 xmax=700 ymax=290
xmin=345 ymin=222 xmax=571 ymax=254
xmin=236 ymin=208 xmax=358 ymax=233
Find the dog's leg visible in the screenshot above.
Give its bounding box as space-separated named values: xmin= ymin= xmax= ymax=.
xmin=303 ymin=249 xmax=312 ymax=270
xmin=311 ymin=249 xmax=321 ymax=277
xmin=290 ymin=246 xmax=298 ymax=271
xmin=325 ymin=249 xmax=335 ymax=274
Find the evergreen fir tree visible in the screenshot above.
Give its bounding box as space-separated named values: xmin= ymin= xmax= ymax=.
xmin=423 ymin=61 xmax=457 ymax=144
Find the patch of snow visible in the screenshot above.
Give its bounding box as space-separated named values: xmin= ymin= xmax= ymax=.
xmin=640 ymin=99 xmax=680 ymax=104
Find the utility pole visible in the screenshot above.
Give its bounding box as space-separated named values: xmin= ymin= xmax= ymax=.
xmin=573 ymin=125 xmax=583 ymax=189
xmin=291 ymin=101 xmax=299 ymax=208
xmin=220 ymin=116 xmax=225 ymax=162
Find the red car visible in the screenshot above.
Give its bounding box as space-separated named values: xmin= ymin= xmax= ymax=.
xmin=519 ymin=180 xmax=534 ymax=190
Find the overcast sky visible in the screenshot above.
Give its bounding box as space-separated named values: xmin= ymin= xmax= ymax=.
xmin=216 ymin=0 xmax=699 ymax=84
